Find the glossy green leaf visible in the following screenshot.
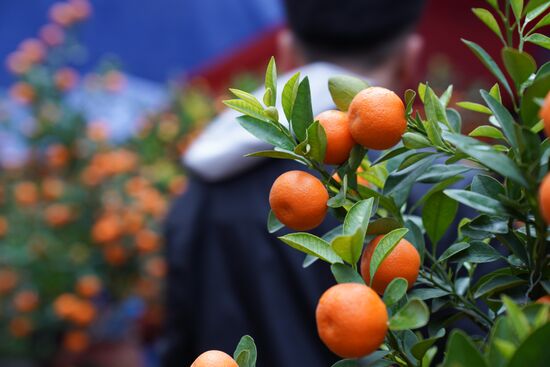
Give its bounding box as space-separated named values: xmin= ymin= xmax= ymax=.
xmin=442 ymin=330 xmax=488 ymax=367
xmin=521 ymin=71 xmax=550 ymax=127
xmin=267 ymin=210 xmax=284 ymax=233
xmin=331 ymin=228 xmax=364 ymax=265
xmin=532 ymin=12 xmax=550 ymax=32
xmin=411 ymin=329 xmax=446 ymax=360
xmin=462 ymin=39 xmax=513 ymax=98
xmin=425 ymin=86 xmax=450 ymax=129
xmin=510 ymin=0 xmax=524 ymax=20
xmin=481 ymin=89 xmax=519 ymax=147
xmin=281 ymin=72 xmax=300 ymax=121
xmin=472 ymin=8 xmax=503 ymax=38
xmin=328 ymin=75 xmax=369 ymax=111
xmin=525 ymin=33 xmax=550 ymax=49
xmin=451 ymin=240 xmax=503 ymax=263
xmin=369 ymin=228 xmax=409 ymax=286
xmin=502 ymin=296 xmax=531 ymax=340
xmin=525 ymin=1 xmax=550 ymax=23
xmin=457 ymin=101 xmax=493 ymax=114
xmin=471 ymin=174 xmax=505 ymax=197
xmin=343 ymin=198 xmax=374 ymax=236
xmin=279 ymin=233 xmax=342 ymax=264
xmin=383 ymin=278 xmax=408 ymax=306
xmin=474 ymin=274 xmax=525 ymax=298
xmin=245 ymin=149 xmax=305 ymax=161
xmin=330 ymin=263 xmax=365 ymax=284
xmin=439 ymin=242 xmax=470 ymax=261
xmin=469 ymin=125 xmax=506 ymax=140
xmin=502 ymin=48 xmax=537 ymax=86
xmin=224 ymin=99 xmax=267 ymax=121
xmin=234 ymin=335 xmax=257 ymax=367
xmin=229 ymin=88 xmax=264 ymax=109
xmin=291 ymin=77 xmax=314 ymax=141
xmin=264 ymin=57 xmax=277 ymax=106
xmin=443 ymin=132 xmax=528 ymax=187
xmin=389 ymin=299 xmax=429 ymax=330
xmin=418 ymin=164 xmax=471 ymax=183
xmin=409 ymin=288 xmax=450 ymax=300
xmin=237 ymin=116 xmax=295 ymax=150
xmin=304 ymin=121 xmax=327 ymax=162
xmin=507 ymin=323 xmax=550 ymax=367
xmin=444 ymin=189 xmax=507 ymax=215
xmin=423 ymin=191 xmax=458 ymax=245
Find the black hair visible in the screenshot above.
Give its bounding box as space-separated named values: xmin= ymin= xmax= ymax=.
xmin=283 ymin=0 xmax=426 ymax=65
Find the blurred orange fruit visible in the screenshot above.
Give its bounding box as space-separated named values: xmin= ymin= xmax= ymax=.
xmin=269 ymin=170 xmax=328 ymax=230
xmin=536 ymin=295 xmax=550 ymax=304
xmin=87 ymin=120 xmax=110 ymax=142
xmin=145 ymin=257 xmax=166 ymax=278
xmin=316 ymin=283 xmax=387 ymax=358
xmin=92 ymin=214 xmax=123 ymax=244
xmin=69 ymin=0 xmax=92 ymax=21
xmin=538 ymin=173 xmax=550 ymax=224
xmin=9 ymin=82 xmax=35 ymax=104
xmin=0 ymin=216 xmax=8 ymax=237
xmin=39 ymin=23 xmax=65 ymax=46
xmin=316 ymin=110 xmax=355 ymax=165
xmin=360 ymin=236 xmax=420 ymax=295
xmin=0 ymin=269 xmax=19 ymax=294
xmin=63 ymin=330 xmax=89 ymax=353
xmin=45 ymin=204 xmax=72 ymax=227
xmin=14 ymin=181 xmax=39 ymax=206
xmin=541 ymin=91 xmax=550 ymax=137
xmin=19 ymin=38 xmax=46 ymax=64
xmin=53 ymin=293 xmax=80 ymax=319
xmin=54 ymin=67 xmax=79 ymax=91
xmin=49 ymin=2 xmax=77 ymax=26
xmin=76 ymin=275 xmax=102 ymax=298
xmin=191 ymin=350 xmax=238 ymax=367
xmin=10 ymin=317 xmax=33 ymax=338
xmin=103 ymin=244 xmax=127 ymax=266
xmin=46 ymin=144 xmax=70 ymax=169
xmin=135 ymin=229 xmax=160 ymax=253
xmin=42 ymin=177 xmax=65 ymax=200
xmin=348 ymin=87 xmax=406 ymax=150
xmin=5 ymin=52 xmax=31 ymax=75
xmin=13 ymin=290 xmax=39 ymax=313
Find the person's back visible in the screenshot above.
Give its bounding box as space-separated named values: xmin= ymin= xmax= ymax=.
xmin=160 ymin=1 xmax=426 ymax=366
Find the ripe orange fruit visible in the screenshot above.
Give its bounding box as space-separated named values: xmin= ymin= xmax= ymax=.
xmin=361 ymin=236 xmax=420 ymax=295
xmin=53 ymin=293 xmax=80 ymax=319
xmin=13 ymin=290 xmax=39 ymax=313
xmin=44 ymin=204 xmax=72 ymax=227
xmin=18 ymin=38 xmax=46 ymax=65
xmin=269 ymin=170 xmax=328 ymax=231
xmin=14 ymin=181 xmax=39 ymax=206
xmin=135 ymin=229 xmax=160 ymax=253
xmin=42 ymin=177 xmax=65 ymax=200
xmin=316 ymin=283 xmax=388 ymax=358
xmin=316 ymin=110 xmax=355 ymax=165
xmin=9 ymin=82 xmax=35 ymax=104
xmin=536 ymin=295 xmax=550 ymax=304
xmin=76 ymin=275 xmax=102 ymax=298
xmin=348 ymin=87 xmax=406 ymax=150
xmin=191 ymin=350 xmax=238 ymax=367
xmin=541 ymin=91 xmax=550 ymax=137
xmin=539 ymin=173 xmax=550 ymax=224
xmin=63 ymin=330 xmax=89 ymax=353
xmin=92 ymin=214 xmax=123 ymax=244
xmin=69 ymin=300 xmax=96 ymax=326
xmin=0 ymin=269 xmax=18 ymax=295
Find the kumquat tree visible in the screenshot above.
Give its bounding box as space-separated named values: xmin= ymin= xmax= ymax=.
xmin=192 ymin=0 xmax=550 ymax=366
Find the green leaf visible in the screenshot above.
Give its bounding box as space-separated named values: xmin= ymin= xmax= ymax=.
xmin=462 ymin=215 xmax=508 ymax=239
xmin=405 ymin=89 xmax=416 ymax=114
xmin=439 ymin=242 xmax=470 ymax=261
xmin=521 ymin=71 xmax=550 ymax=127
xmin=507 ymin=323 xmax=550 ymax=367
xmin=451 ymin=240 xmax=503 ymax=263
xmin=263 ymin=88 xmax=273 ymax=108
xmin=462 ymin=39 xmax=513 ymax=98
xmin=369 ymin=228 xmax=409 ymax=287
xmin=532 ymin=12 xmax=550 ymax=32
xmin=502 ymin=48 xmax=537 ymax=87
xmin=383 ymin=278 xmax=408 ymax=306
xmin=502 ymin=296 xmax=531 ymax=340
xmin=237 ymin=116 xmax=295 ymax=150
xmin=233 ymin=335 xmax=257 ymax=367
xmin=384 ymin=156 xmax=435 ymax=207
xmin=440 ymin=85 xmax=454 ymax=107
xmin=245 ymin=149 xmax=305 ymax=161
xmin=525 ymin=1 xmax=550 ymax=23
xmin=457 ymin=101 xmax=493 ymax=114
xmin=267 ymin=210 xmax=284 ymax=234
xmin=303 ymin=120 xmax=327 ymax=162
xmin=264 ymin=57 xmax=277 ymax=106
xmin=402 ymin=132 xmax=431 ymax=149
xmin=409 ymin=288 xmax=450 ymax=300
xmin=411 ymin=329 xmax=446 ymax=360
xmin=425 ymin=86 xmax=450 ymax=129
xmin=281 ymin=72 xmax=300 ymax=121
xmin=330 ymin=263 xmax=365 ymax=284
xmin=224 ymin=99 xmax=267 ymax=121
xmin=474 ymin=274 xmax=525 ymax=298
xmin=481 ymin=89 xmax=519 ymax=147
xmin=328 ymin=75 xmax=369 ymax=111
xmin=279 ymin=233 xmax=342 ymax=264
xmin=291 ymin=77 xmax=314 ymax=141
xmin=469 ymin=125 xmax=506 ymax=140
xmin=389 ymin=299 xmax=430 ymax=330
xmin=327 ymin=175 xmax=348 ymax=208
xmin=471 ymin=174 xmax=505 ymax=197
xmin=472 ymin=8 xmax=503 ymax=38
xmin=331 ymin=228 xmax=365 ymax=265
xmin=343 ymin=198 xmax=374 ymax=236
xmin=525 ymin=33 xmax=550 ymax=49
xmin=366 ymin=218 xmax=401 ymax=235
xmin=443 ymin=132 xmax=528 ymax=187
xmin=444 ymin=189 xmax=507 ymax=215
xmin=442 ymin=330 xmax=488 ymax=367
xmin=418 ymin=164 xmax=471 ymax=183
xmin=422 ymin=191 xmax=458 ymax=245
xmin=230 ymin=88 xmax=264 ymax=110
xmin=485 ymin=0 xmax=498 ymax=10
xmin=418 ymin=82 xmax=427 ymax=102
xmin=489 ymin=83 xmax=502 ymax=102
xmin=446 ymin=108 xmax=462 ymax=132
xmin=511 ymin=0 xmax=524 ymax=20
